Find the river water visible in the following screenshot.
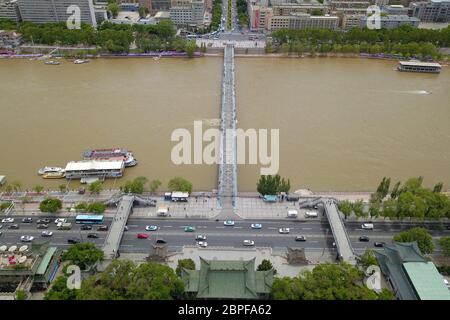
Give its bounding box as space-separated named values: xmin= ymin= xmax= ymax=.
xmin=0 ymin=57 xmax=449 ymax=192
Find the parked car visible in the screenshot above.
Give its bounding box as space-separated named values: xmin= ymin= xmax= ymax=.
xmin=243 ymin=240 xmax=255 ymax=246
xmin=87 ymin=233 xmax=99 ymax=239
xmin=137 ymin=233 xmax=149 ymax=239
xmin=80 ymin=225 xmax=92 ymax=230
xmin=305 ymin=211 xmax=318 ymax=218
xmin=21 ymin=217 xmax=33 ymax=223
xmin=67 ymin=238 xmax=80 ymax=244
xmin=20 ymin=235 xmax=34 ymax=242
xmin=37 ymin=218 xmax=51 ymax=224
xmin=279 ymin=228 xmax=290 ymax=234
xmin=362 ymin=223 xmax=374 ymax=230
xmin=97 ymin=225 xmax=108 ymax=231
xmin=37 ymin=224 xmax=48 ymax=229
xmin=2 ymin=218 xmax=14 ymax=223
xmin=374 ymin=242 xmax=385 ymax=247
xmin=0 ymin=224 xmax=3 ymax=229
xmin=195 ymin=235 xmax=207 ymax=241
xmin=8 ymin=224 xmax=19 ymax=229
xmin=359 ymin=236 xmax=370 ymax=242
xmin=145 ymin=225 xmax=158 ymax=231
xmin=54 ymin=218 xmax=67 ymax=224
xmin=41 ymin=231 xmax=53 ymax=237
xmin=251 ymin=223 xmax=262 ymax=229
xmin=184 ymin=226 xmax=196 ymax=232
xmin=155 ymin=238 xmax=167 ymax=244
xmin=295 ymin=236 xmax=307 ymax=242
xmin=224 ymin=220 xmax=235 ymax=226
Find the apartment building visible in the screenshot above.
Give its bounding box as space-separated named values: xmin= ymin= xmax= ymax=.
xmin=341 ymin=13 xmax=365 ymax=29
xmin=170 ymin=0 xmax=207 ymax=27
xmin=17 ymin=0 xmax=97 ymax=26
xmin=248 ymin=4 xmax=273 ymax=30
xmin=410 ymin=0 xmax=450 ymax=22
xmin=269 ymin=12 xmax=339 ymax=30
xmin=0 ymin=0 xmax=21 ymax=22
xmin=360 ymin=14 xmax=420 ymax=28
xmin=272 ymin=3 xmax=329 ymax=15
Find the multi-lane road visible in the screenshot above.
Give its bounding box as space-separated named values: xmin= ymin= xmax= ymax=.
xmin=1 ymin=215 xmax=448 ymax=254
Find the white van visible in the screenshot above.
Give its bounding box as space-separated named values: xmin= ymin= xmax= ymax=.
xmin=287 ymin=210 xmax=298 ymax=218
xmin=305 ymin=211 xmax=318 ymax=218
xmin=362 ymin=223 xmax=374 ymax=230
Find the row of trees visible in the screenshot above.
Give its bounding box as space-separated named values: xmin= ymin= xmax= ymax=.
xmin=74 ymin=202 xmax=106 ymax=214
xmin=270 ymin=25 xmax=450 ymax=59
xmin=338 ymin=177 xmax=450 ymax=220
xmin=270 ymin=262 xmax=394 ymax=300
xmin=0 ymin=19 xmax=197 ymax=55
xmin=210 ymin=0 xmax=223 ymax=31
xmin=256 ymin=175 xmax=291 ymax=196
xmin=236 ymin=0 xmax=249 ymax=28
xmin=121 ymin=176 xmax=192 ymax=194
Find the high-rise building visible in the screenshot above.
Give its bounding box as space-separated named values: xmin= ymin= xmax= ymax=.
xmin=269 ymin=12 xmax=339 ymax=30
xmin=0 ymin=0 xmax=21 ymax=22
xmin=360 ymin=14 xmax=420 ymax=28
xmin=410 ymin=0 xmax=450 ymax=22
xmin=169 ymin=0 xmax=206 ymax=27
xmin=17 ymin=0 xmax=97 ymax=26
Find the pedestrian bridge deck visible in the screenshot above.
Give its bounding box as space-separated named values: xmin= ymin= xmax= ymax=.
xmin=102 ymin=195 xmax=134 ymax=259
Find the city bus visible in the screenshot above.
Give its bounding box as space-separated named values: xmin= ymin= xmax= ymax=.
xmin=75 ymin=215 xmax=104 ymax=224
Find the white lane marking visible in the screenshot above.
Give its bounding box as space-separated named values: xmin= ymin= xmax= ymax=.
xmin=234 ymin=227 xmax=242 ymax=229
xmin=216 ymin=226 xmax=225 ymax=229
xmin=268 ymin=227 xmax=277 ymax=230
xmin=302 ymin=228 xmax=312 ymax=230
xmin=163 ymin=226 xmax=173 ymax=228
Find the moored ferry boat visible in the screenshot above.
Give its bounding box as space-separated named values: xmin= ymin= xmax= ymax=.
xmin=38 ymin=167 xmax=65 ymax=176
xmin=83 ymin=148 xmax=138 ymax=167
xmin=397 ymin=61 xmax=441 ymax=74
xmin=42 ymin=172 xmax=65 ymax=179
xmin=74 ymin=59 xmax=89 ymax=64
xmin=44 ymin=60 xmax=60 ymax=65
xmin=64 ymin=158 xmax=125 ymax=180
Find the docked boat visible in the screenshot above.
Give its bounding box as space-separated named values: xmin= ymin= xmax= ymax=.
xmin=64 ymin=158 xmax=125 ymax=180
xmin=83 ymin=148 xmax=138 ymax=167
xmin=44 ymin=60 xmax=60 ymax=65
xmin=74 ymin=59 xmax=89 ymax=64
xmin=38 ymin=167 xmax=65 ymax=176
xmin=397 ymin=60 xmax=441 ymax=74
xmin=42 ymin=172 xmax=65 ymax=179
xmin=0 ymin=175 xmax=6 ymax=185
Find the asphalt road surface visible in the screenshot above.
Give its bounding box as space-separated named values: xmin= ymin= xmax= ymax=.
xmin=1 ymin=216 xmax=448 ymax=254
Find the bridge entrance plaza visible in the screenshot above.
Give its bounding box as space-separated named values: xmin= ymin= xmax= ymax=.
xmin=102 ymin=195 xmax=134 ymax=260
xmin=216 ymin=44 xmax=239 ymax=221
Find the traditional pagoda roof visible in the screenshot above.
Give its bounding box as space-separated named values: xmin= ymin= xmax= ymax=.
xmin=181 ymin=257 xmax=274 ymax=299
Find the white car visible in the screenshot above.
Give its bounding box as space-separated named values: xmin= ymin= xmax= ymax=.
xmin=224 ymin=220 xmax=235 ymax=226
xmin=251 ymin=223 xmax=262 ymax=229
xmin=20 ymin=235 xmax=34 ymax=242
xmin=41 ymin=230 xmax=53 ymax=237
xmin=243 ymin=240 xmax=255 ymax=246
xmin=362 ymin=223 xmax=374 ymax=230
xmin=279 ymin=228 xmax=290 ymax=234
xmin=198 ymin=241 xmax=208 ymax=248
xmin=54 ymin=218 xmax=67 ymax=224
xmin=195 ymin=234 xmax=207 ymax=241
xmin=145 ymin=225 xmax=159 ymax=231
xmin=2 ymin=218 xmax=14 ymax=223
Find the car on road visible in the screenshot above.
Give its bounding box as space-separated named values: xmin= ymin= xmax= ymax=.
xmin=137 ymin=233 xmax=149 ymax=239
xmin=8 ymin=224 xmax=19 ymax=229
xmin=55 ymin=218 xmax=67 ymax=224
xmin=374 ymin=242 xmax=385 ymax=247
xmin=198 ymin=241 xmax=208 ymax=248
xmin=295 ymin=236 xmax=307 ymax=242
xmin=37 ymin=224 xmax=49 ymax=229
xmin=20 ymin=235 xmax=34 ymax=242
xmin=243 ymin=240 xmax=255 ymax=246
xmin=279 ymin=228 xmax=290 ymax=234
xmin=21 ymin=217 xmax=33 ymax=223
xmin=97 ymin=225 xmax=109 ymax=231
xmin=359 ymin=236 xmax=370 ymax=242
xmin=0 ymin=224 xmax=3 ymax=229
xmin=184 ymin=226 xmax=196 ymax=232
xmin=41 ymin=231 xmax=53 ymax=237
xmin=195 ymin=234 xmax=207 ymax=241
xmin=2 ymin=218 xmax=14 ymax=223
xmin=251 ymin=223 xmax=262 ymax=229
xmin=67 ymin=238 xmax=80 ymax=244
xmin=87 ymin=233 xmax=99 ymax=239
xmin=156 ymin=238 xmax=167 ymax=244
xmin=224 ymin=220 xmax=235 ymax=226
xmin=362 ymin=223 xmax=374 ymax=230
xmin=80 ymin=225 xmax=92 ymax=230
xmin=37 ymin=219 xmax=51 ymax=224
xmin=145 ymin=225 xmax=158 ymax=231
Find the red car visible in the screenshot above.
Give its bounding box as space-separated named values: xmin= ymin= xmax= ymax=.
xmin=137 ymin=233 xmax=149 ymax=239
